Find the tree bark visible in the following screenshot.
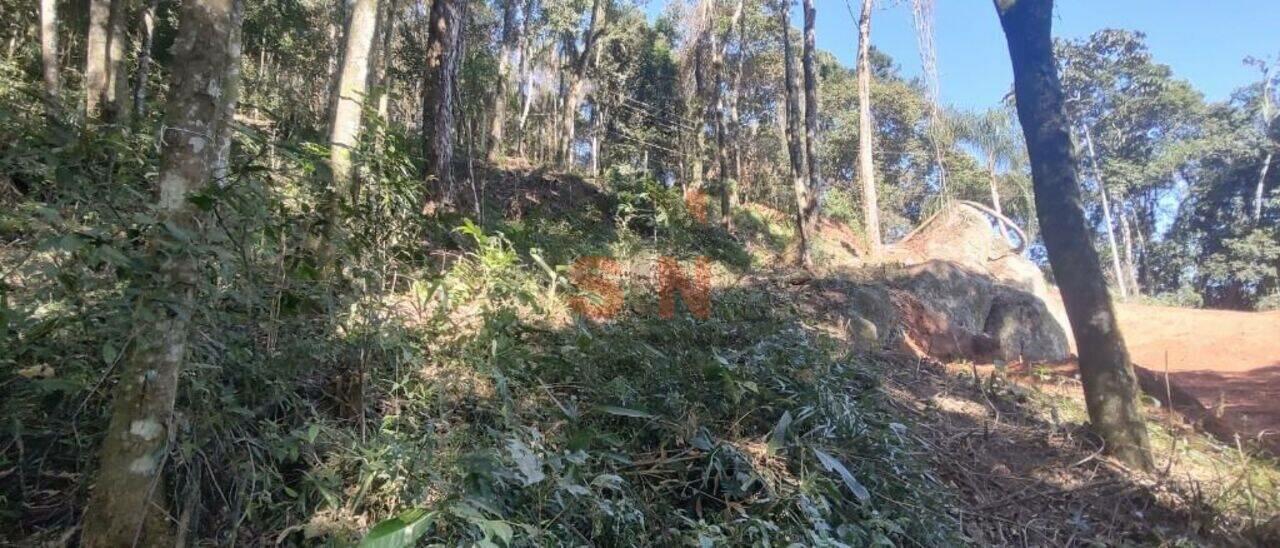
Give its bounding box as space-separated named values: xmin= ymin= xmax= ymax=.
xmin=559 ymin=0 xmax=606 ymax=167
xmin=488 ymin=0 xmax=520 ymax=160
xmin=212 ymin=13 xmax=242 ymax=186
xmin=1256 ymin=63 xmax=1273 ymax=223
xmin=329 ymin=0 xmax=381 ymax=197
xmin=779 ymin=1 xmax=811 ymax=267
xmin=422 ymin=0 xmax=462 ymax=207
xmin=995 ymin=0 xmax=1152 ymax=470
xmin=81 ymin=1 xmax=245 ymax=545
xmin=85 ymin=0 xmax=111 ymax=119
xmin=105 ymin=0 xmax=131 ymax=124
xmin=1116 ymin=196 xmax=1140 ymax=295
xmin=856 ymin=0 xmax=881 ymax=255
xmin=133 ymin=0 xmax=161 ymax=120
xmin=799 ymin=0 xmax=820 ymax=254
xmin=39 ymin=0 xmax=59 ymax=110
xmin=712 ymin=0 xmax=744 ymax=230
xmin=1081 ymin=126 xmax=1128 ymax=298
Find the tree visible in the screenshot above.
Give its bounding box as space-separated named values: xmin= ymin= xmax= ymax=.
xmin=1057 ymin=30 xmax=1203 ymax=296
xmin=422 ymin=0 xmax=462 ymax=207
xmin=489 ymin=0 xmax=521 ymax=160
xmin=558 ymin=0 xmax=608 ymax=167
xmin=1246 ymin=55 xmax=1276 ymax=223
xmin=328 ymin=0 xmax=382 ymax=206
xmin=856 ymin=0 xmax=880 ymax=255
xmin=85 ymin=0 xmax=111 ymax=119
xmin=994 ymin=0 xmax=1153 ymax=470
xmin=81 ymin=0 xmax=246 ymax=544
xmin=799 ymin=0 xmax=820 ymax=256
xmin=957 ymin=106 xmax=1025 ymax=241
xmin=133 ymin=0 xmax=162 ymax=119
xmin=38 ymin=0 xmax=58 ymax=110
xmin=106 ymin=0 xmax=131 ymax=123
xmin=713 ymin=0 xmax=745 ymax=229
xmin=1081 ymin=124 xmax=1130 ymax=298
xmin=779 ymin=0 xmax=811 ymax=266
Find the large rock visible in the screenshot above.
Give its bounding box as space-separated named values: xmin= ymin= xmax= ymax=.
xmin=983 ymin=289 xmax=1070 ymax=362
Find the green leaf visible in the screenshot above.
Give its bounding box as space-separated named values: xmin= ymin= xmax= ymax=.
xmin=766 ymin=410 xmax=792 ymax=455
xmin=101 ymin=342 xmax=119 ymax=365
xmin=813 ymin=448 xmax=871 ymax=503
xmin=596 ymin=405 xmax=657 ymax=420
xmin=358 ymin=509 xmax=435 ymax=548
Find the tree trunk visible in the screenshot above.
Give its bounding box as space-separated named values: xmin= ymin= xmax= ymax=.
xmin=329 ymin=0 xmax=381 ymax=198
xmin=422 ymin=0 xmax=462 ymax=207
xmin=133 ymin=0 xmax=160 ymax=120
xmin=1081 ymin=126 xmax=1128 ymax=298
xmin=212 ymin=14 xmax=242 ymax=186
xmin=1256 ymin=153 xmax=1272 ymax=222
xmin=1257 ymin=64 xmax=1273 ymax=223
xmin=488 ymin=0 xmax=520 ymax=160
xmin=799 ymin=0 xmax=821 ymax=254
xmin=559 ymin=0 xmax=605 ymax=168
xmin=81 ymin=1 xmax=245 ymax=545
xmin=778 ymin=1 xmax=810 ymax=267
xmin=39 ymin=0 xmax=59 ymax=111
xmin=105 ymin=0 xmax=131 ymax=124
xmin=514 ymin=0 xmax=537 ymax=151
xmin=1116 ymin=197 xmax=1140 ymax=295
xmin=995 ymin=0 xmax=1152 ymax=470
xmin=85 ymin=0 xmax=111 ymax=119
xmin=712 ymin=0 xmax=744 ymax=230
xmin=987 ymin=153 xmax=1012 ymax=242
xmin=856 ymin=0 xmax=881 ymax=255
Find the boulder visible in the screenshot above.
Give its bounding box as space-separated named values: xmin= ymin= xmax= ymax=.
xmin=983 ymin=289 xmax=1071 ymax=362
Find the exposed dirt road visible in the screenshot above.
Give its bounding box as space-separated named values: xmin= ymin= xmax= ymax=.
xmin=1113 ymin=303 xmax=1280 ymax=453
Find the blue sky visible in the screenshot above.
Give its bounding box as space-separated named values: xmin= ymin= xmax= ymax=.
xmin=644 ymin=1 xmax=1280 ymax=111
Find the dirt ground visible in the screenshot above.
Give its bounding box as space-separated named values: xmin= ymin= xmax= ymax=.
xmin=1112 ymin=303 xmax=1280 ymax=454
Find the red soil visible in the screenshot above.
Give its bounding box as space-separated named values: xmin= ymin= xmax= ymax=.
xmin=1114 ymin=303 xmax=1280 ymax=453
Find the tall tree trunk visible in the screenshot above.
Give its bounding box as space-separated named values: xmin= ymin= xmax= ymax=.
xmin=799 ymin=0 xmax=820 ymax=254
xmin=559 ymin=0 xmax=605 ymax=168
xmin=1256 ymin=63 xmax=1273 ymax=223
xmin=1257 ymin=153 xmax=1273 ymax=222
xmin=39 ymin=0 xmax=59 ymax=111
xmin=212 ymin=14 xmax=242 ymax=186
xmin=488 ymin=0 xmax=520 ymax=160
xmin=81 ymin=1 xmax=245 ymax=545
xmin=856 ymin=0 xmax=880 ymax=255
xmin=422 ymin=0 xmax=462 ymax=207
xmin=728 ymin=0 xmax=746 ymax=195
xmin=712 ymin=0 xmax=744 ymax=230
xmin=85 ymin=0 xmax=111 ymax=119
xmin=1081 ymin=126 xmax=1128 ymax=298
xmin=1116 ymin=197 xmax=1140 ymax=295
xmin=779 ymin=1 xmax=810 ymax=267
xmin=105 ymin=0 xmax=131 ymax=124
xmin=328 ymin=0 xmax=381 ymax=199
xmin=994 ymin=0 xmax=1152 ymax=471
xmin=133 ymin=0 xmax=160 ymax=120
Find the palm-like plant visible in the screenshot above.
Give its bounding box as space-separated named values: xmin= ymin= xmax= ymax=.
xmin=956 ymin=105 xmax=1028 ymax=240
